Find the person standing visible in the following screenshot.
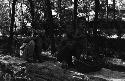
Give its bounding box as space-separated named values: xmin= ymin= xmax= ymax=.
xmin=22 ymin=39 xmax=35 ymax=62
xmin=57 ymin=23 xmax=77 ymax=68
xmin=21 ymin=30 xmax=50 ymax=62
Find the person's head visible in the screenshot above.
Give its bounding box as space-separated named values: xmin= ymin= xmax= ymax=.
xmin=77 ymin=17 xmax=86 ymax=29
xmin=65 ymin=22 xmax=74 ymax=39
xmin=37 ymin=30 xmax=45 ymax=38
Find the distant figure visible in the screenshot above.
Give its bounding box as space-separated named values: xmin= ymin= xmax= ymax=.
xmin=57 ymin=23 xmax=85 ymax=68
xmin=21 ymin=40 xmax=35 ymax=62
xmin=21 ymin=30 xmax=50 ymax=62
xmin=33 ymin=35 xmax=44 ymax=62
xmin=34 ymin=30 xmax=50 ymax=61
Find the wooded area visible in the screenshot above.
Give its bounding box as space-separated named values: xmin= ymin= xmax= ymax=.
xmin=1 ymin=0 xmax=125 ymax=81
xmin=0 ymin=0 xmax=124 ymax=54
xmin=0 ymin=0 xmax=125 ymax=68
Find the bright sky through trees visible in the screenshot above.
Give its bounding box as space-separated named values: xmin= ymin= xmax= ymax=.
xmin=1 ymin=0 xmax=125 ymax=27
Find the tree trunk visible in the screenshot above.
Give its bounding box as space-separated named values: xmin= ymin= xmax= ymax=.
xmin=106 ymin=0 xmax=108 ymax=22
xmin=94 ymin=0 xmax=99 ymax=35
xmin=93 ymin=0 xmax=99 ymax=54
xmin=58 ymin=0 xmax=62 ymax=21
xmin=113 ymin=0 xmax=115 ymax=20
xmin=73 ymin=0 xmax=78 ymax=36
xmin=28 ymin=0 xmax=35 ymax=29
xmin=9 ymin=0 xmax=17 ymax=55
xmin=45 ymin=0 xmax=56 ymax=55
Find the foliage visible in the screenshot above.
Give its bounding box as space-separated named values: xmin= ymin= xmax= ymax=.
xmin=0 ymin=0 xmax=124 ymax=33
xmin=0 ymin=0 xmax=124 ymax=39
xmin=0 ymin=0 xmax=11 ymax=35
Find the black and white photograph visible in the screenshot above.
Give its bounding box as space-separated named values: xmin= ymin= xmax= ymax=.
xmin=0 ymin=0 xmax=125 ymax=81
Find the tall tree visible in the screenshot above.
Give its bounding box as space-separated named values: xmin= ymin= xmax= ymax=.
xmin=58 ymin=0 xmax=62 ymax=19
xmin=106 ymin=0 xmax=108 ymax=21
xmin=93 ymin=0 xmax=99 ymax=54
xmin=28 ymin=0 xmax=35 ymax=29
xmin=9 ymin=0 xmax=17 ymax=55
xmin=94 ymin=0 xmax=99 ymax=34
xmin=45 ymin=0 xmax=56 ymax=55
xmin=113 ymin=0 xmax=115 ymax=20
xmin=58 ymin=0 xmax=62 ymax=26
xmin=74 ymin=0 xmax=78 ymax=36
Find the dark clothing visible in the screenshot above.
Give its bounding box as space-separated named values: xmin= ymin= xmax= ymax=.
xmin=33 ymin=36 xmax=43 ymax=61
xmin=57 ymin=37 xmax=85 ymax=67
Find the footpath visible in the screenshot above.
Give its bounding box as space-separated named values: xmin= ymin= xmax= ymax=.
xmin=0 ymin=54 xmax=106 ymax=81
xmin=0 ymin=54 xmax=125 ymax=81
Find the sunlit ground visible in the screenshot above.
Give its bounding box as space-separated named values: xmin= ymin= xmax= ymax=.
xmin=0 ymin=32 xmax=2 ymax=36
xmin=91 ymin=68 xmax=125 ymax=81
